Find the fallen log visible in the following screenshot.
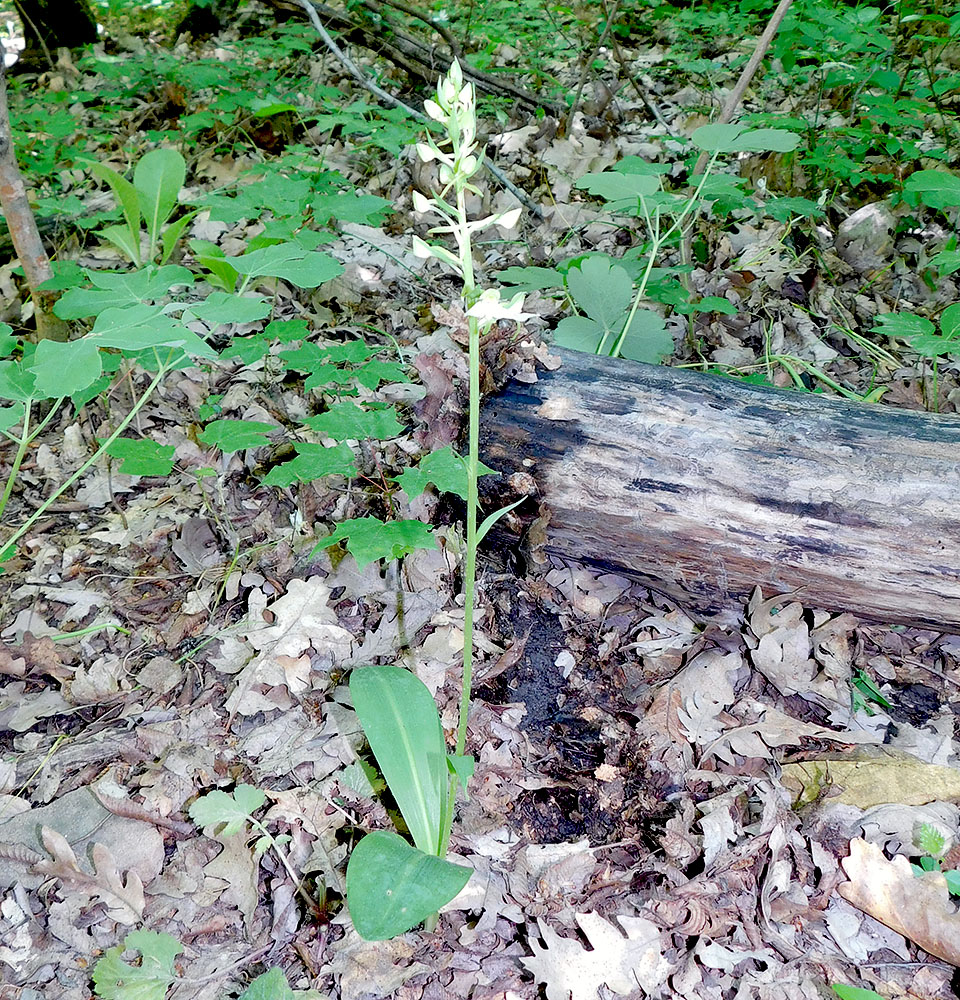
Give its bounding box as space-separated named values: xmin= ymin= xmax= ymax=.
xmin=480 ymin=348 xmax=960 ymax=632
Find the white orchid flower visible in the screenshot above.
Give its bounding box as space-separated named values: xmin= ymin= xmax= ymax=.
xmin=466 ymin=289 xmax=533 ymax=325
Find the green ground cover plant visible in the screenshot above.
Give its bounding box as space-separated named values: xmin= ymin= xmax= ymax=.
xmin=500 ymin=123 xmax=799 ymax=361
xmin=93 ymin=928 xmax=314 ymax=999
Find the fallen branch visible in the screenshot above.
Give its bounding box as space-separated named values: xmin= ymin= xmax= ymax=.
xmin=295 ymin=0 xmax=544 ymax=219
xmin=481 ymin=348 xmax=960 ymax=632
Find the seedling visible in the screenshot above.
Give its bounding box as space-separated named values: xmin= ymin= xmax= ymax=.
xmin=849 ymin=668 xmax=892 ymax=716
xmin=188 ymin=784 xmax=325 ymax=914
xmin=92 ymin=927 xmax=307 ymax=999
xmin=90 ymin=148 xmax=197 ymax=266
xmin=871 ymin=303 xmax=960 ymax=411
xmin=911 ymin=821 xmax=960 ymax=896
xmin=502 ymin=124 xmax=799 ymax=363
xmin=830 ymin=985 xmax=886 ymax=1000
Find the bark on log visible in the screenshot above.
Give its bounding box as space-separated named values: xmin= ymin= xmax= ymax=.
xmin=480 ymin=348 xmax=960 ymax=632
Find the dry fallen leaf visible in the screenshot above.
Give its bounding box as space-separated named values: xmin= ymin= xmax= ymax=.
xmin=34 ymin=826 xmax=145 ymax=925
xmin=521 ymin=911 xmax=668 ymax=1000
xmin=839 ymin=838 xmax=960 ymax=965
xmin=782 ymin=747 xmax=960 ymax=809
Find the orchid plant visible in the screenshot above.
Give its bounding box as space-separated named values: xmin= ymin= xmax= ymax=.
xmin=344 ymin=60 xmax=530 ymax=940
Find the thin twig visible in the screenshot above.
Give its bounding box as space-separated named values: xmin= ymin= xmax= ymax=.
xmin=609 ymin=33 xmax=677 ymax=137
xmin=11 ymin=0 xmax=55 ymax=71
xmin=682 ymin=0 xmax=795 ymax=290
xmin=90 ymin=785 xmax=195 ymax=838
xmin=366 ymin=0 xmax=554 ymax=113
xmin=296 ymin=0 xmax=543 ymax=219
xmin=691 ymin=0 xmax=795 ymax=178
xmin=565 ymin=0 xmax=621 ymax=135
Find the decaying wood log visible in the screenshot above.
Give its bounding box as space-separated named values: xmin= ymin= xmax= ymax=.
xmin=480 ymin=348 xmax=960 ymax=632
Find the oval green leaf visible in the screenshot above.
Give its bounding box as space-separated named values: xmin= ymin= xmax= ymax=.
xmin=346 ymin=831 xmax=471 ymax=940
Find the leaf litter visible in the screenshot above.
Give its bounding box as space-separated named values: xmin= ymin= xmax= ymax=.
xmin=0 ymin=5 xmax=959 ymax=1000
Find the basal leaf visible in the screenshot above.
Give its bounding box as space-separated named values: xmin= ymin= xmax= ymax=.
xmin=566 ymin=257 xmax=633 ymax=329
xmin=831 ymin=986 xmax=886 ymax=1000
xmin=904 ymin=169 xmax=960 ymax=210
xmin=31 ymin=338 xmax=102 ymax=397
xmin=350 ymin=666 xmax=448 ymax=854
xmin=939 ymin=302 xmax=960 ymax=341
xmin=576 ymin=170 xmax=659 ymax=202
xmin=691 ymin=123 xmax=748 ymax=153
xmin=346 ymin=831 xmax=471 ymax=940
xmin=553 ymin=315 xmax=604 ymax=354
xmin=313 ymin=516 xmax=437 ymax=568
xmin=183 ymin=292 xmax=271 ymax=326
xmin=0 ymin=403 xmax=24 ymax=431
xmin=728 ymin=128 xmax=800 ymax=153
xmin=617 ymin=307 xmax=674 ymax=363
xmin=90 ymin=161 xmax=141 ymax=245
xmin=930 ymin=249 xmax=960 ymax=276
xmin=260 ymin=442 xmax=357 ymax=486
xmin=99 ymin=224 xmax=143 ymax=266
xmin=228 ymin=243 xmax=343 ymax=288
xmin=258 ymin=251 xmax=344 ymax=289
xmin=312 ymin=192 xmax=394 ymax=226
xmin=0 ymin=360 xmax=38 ymax=402
xmin=199 ymin=419 xmax=278 ymax=452
xmin=135 ymin=148 xmax=186 ymax=246
xmin=160 ymin=211 xmax=200 ymax=265
xmin=498 ymin=265 xmax=564 ymax=293
xmin=88 ymin=306 xmax=216 ymax=358
xmin=238 ymin=968 xmax=295 ymax=1000
xmin=0 ymin=323 xmax=15 ymax=358
xmin=54 ymin=265 xmax=192 ymax=319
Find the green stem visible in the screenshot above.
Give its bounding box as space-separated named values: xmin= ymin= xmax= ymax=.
xmin=0 ymin=401 xmax=31 ymax=524
xmin=0 ymin=397 xmax=65 ymax=523
xmin=437 ymin=179 xmax=481 ymax=863
xmin=0 ymin=359 xmax=172 ymax=559
xmin=459 ymin=314 xmax=479 ymax=759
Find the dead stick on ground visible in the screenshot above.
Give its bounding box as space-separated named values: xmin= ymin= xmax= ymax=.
xmin=366 ymin=0 xmax=551 ymax=114
xmin=692 ymin=0 xmax=795 ymax=177
xmin=565 ymin=0 xmax=621 ymax=135
xmin=296 ymin=0 xmax=543 ymax=219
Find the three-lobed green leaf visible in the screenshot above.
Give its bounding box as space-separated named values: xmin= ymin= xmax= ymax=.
xmin=188 ymin=784 xmax=266 ymax=837
xmin=92 ymin=929 xmax=182 ymax=1000
xmin=313 ymin=516 xmax=436 ymax=568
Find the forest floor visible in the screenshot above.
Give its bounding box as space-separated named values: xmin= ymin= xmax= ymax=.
xmin=1 ymin=2 xmax=960 ymax=999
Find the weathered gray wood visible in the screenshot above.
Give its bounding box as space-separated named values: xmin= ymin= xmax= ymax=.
xmin=481 ymin=348 xmax=960 ymax=631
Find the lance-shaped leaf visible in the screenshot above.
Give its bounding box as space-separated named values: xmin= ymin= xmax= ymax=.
xmin=350 ymin=665 xmax=448 ymax=855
